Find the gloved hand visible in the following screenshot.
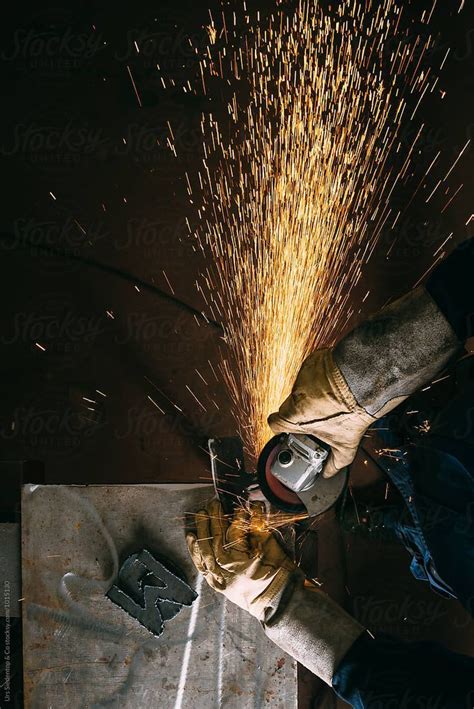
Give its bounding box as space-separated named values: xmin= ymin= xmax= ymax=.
xmin=268 ymin=287 xmax=460 ymax=478
xmin=267 ymin=348 xmax=375 ymax=478
xmin=187 ymin=500 xmax=365 ymax=686
xmin=186 ymin=499 xmax=303 ymax=622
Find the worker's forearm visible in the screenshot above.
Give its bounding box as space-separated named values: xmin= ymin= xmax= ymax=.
xmin=263 ymin=582 xmax=365 ymax=686
xmin=264 ymin=582 xmax=474 ymax=702
xmin=332 ymin=631 xmax=474 ymax=707
xmin=426 ymin=236 xmax=474 ymax=341
xmin=334 ymin=239 xmax=474 ymax=417
xmin=334 ymin=286 xmax=460 ymax=416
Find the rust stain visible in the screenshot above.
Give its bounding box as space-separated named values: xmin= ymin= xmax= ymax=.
xmin=227 ymin=683 xmax=243 ymax=696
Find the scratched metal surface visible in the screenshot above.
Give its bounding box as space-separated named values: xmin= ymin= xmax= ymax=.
xmin=21 ymin=484 xmax=297 ymax=708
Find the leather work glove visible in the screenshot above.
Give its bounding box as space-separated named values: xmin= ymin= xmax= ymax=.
xmin=186 ymin=501 xmax=365 ymax=686
xmin=268 ymin=287 xmax=460 ymax=478
xmin=186 ymin=499 xmax=303 ymax=622
xmin=268 ymin=348 xmax=374 ymax=478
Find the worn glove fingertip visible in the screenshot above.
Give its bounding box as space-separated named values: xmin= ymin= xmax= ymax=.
xmin=206 ymin=575 xmax=226 ymax=592
xmin=194 ymin=509 xmax=208 ymax=527
xmin=267 ymin=412 xmax=285 ymax=433
xmin=322 ymin=455 xmax=339 ymax=478
xmin=208 ymin=498 xmax=222 ymax=513
xmin=185 ymin=531 xmax=197 ymax=546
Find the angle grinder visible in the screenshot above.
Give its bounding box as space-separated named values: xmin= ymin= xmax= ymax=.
xmin=208 ymin=433 xmax=347 ymax=517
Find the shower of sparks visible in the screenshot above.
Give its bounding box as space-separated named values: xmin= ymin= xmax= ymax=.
xmin=126 ymin=65 xmax=142 ymax=108
xmin=179 ymin=1 xmax=468 ymax=463
xmin=415 ymin=419 xmax=431 ymax=434
xmin=225 ymin=504 xmax=308 ymax=540
xmin=147 ymin=395 xmax=166 ymax=414
xmin=376 ymin=447 xmax=405 ymax=461
xmin=184 ymin=503 xmax=306 ymax=541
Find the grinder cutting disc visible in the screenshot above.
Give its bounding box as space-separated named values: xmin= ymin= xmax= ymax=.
xmin=257 ymin=434 xmax=348 ymax=516
xmin=257 ymin=435 xmax=306 ymax=513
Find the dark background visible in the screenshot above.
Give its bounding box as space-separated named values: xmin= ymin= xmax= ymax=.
xmin=1 ymin=1 xmax=473 ymax=706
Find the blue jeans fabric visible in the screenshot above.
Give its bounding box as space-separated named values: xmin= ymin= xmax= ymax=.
xmin=372 ymin=391 xmax=474 ymax=616
xmin=333 ymin=238 xmax=474 ymax=705
xmin=332 ymin=632 xmax=474 ymax=708
xmin=333 ymin=381 xmax=474 ymax=706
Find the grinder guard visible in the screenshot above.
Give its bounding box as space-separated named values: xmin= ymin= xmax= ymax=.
xmin=209 ymin=434 xmax=347 ymax=517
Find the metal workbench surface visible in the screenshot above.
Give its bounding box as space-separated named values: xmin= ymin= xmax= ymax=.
xmin=21 ymin=484 xmax=297 ymax=708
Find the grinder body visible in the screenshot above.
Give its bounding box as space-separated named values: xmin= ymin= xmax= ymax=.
xmin=209 ymin=433 xmax=347 ymax=517
xmin=257 ymin=433 xmax=347 ymax=516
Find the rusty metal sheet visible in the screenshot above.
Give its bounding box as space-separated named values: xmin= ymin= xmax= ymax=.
xmin=21 ymin=484 xmax=297 ymax=708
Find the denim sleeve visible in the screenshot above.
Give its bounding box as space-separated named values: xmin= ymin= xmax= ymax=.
xmin=332 ymin=632 xmax=474 ymax=708
xmin=426 ymin=237 xmax=474 ymax=340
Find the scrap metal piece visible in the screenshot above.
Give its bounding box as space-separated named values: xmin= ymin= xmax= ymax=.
xmin=107 ymin=549 xmax=197 ymax=637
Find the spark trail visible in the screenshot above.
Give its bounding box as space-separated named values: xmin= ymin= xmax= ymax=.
xmin=186 ymin=1 xmax=454 ymax=461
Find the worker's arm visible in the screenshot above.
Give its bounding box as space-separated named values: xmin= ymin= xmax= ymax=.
xmin=186 ymin=500 xmax=364 ymax=685
xmin=186 ymin=500 xmax=474 ymax=706
xmin=262 ymin=581 xmax=364 ymax=685
xmin=265 ymin=587 xmax=474 ymax=706
xmin=268 ymin=239 xmax=474 ymax=476
xmin=331 ymin=630 xmax=474 ymax=707
xmin=425 ymin=236 xmax=474 ymax=341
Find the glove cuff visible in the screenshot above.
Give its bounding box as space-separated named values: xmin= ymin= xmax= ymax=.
xmin=263 ymin=582 xmax=365 ymax=686
xmin=334 ymin=286 xmax=460 ymax=416
xmin=325 ymin=349 xmax=358 ymax=412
